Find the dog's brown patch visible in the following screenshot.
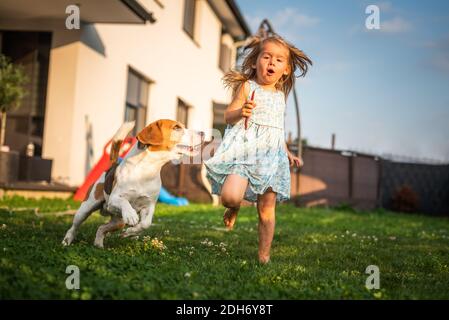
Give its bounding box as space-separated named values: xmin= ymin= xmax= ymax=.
xmin=110 ymin=139 xmax=123 ymax=164
xmin=137 ymin=119 xmax=184 ymax=151
xmin=94 ymin=183 xmax=105 ymax=200
xmin=104 ymin=163 xmax=119 ymax=195
xmin=148 ymin=144 xmax=176 ymax=152
xmin=116 ymin=221 xmax=125 ymax=230
xmin=137 ymin=121 xmax=163 ymax=146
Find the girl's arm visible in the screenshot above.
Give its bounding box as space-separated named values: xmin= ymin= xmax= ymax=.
xmin=224 ymin=81 xmax=250 ymax=125
xmin=285 ymin=141 xmax=304 ymax=167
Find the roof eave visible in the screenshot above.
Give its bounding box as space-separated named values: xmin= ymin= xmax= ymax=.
xmin=224 ymin=0 xmax=251 ymax=38
xmin=120 ymin=0 xmax=156 ymax=24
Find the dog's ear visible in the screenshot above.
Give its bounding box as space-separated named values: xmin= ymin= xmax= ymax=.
xmin=137 ymin=121 xmax=163 ymax=146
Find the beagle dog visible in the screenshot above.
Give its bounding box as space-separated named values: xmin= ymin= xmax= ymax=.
xmin=62 ymin=119 xmax=204 ymax=248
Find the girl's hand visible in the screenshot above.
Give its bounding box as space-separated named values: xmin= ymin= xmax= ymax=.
xmin=241 ymin=100 xmax=256 ymax=119
xmin=287 ymin=151 xmax=304 ymax=168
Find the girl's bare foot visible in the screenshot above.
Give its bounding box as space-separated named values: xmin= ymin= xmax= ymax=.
xmin=258 ymin=255 xmax=270 ymax=264
xmin=223 ymin=207 xmax=239 ymax=230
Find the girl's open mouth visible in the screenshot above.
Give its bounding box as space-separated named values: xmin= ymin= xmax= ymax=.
xmin=267 ymin=69 xmax=275 ymax=76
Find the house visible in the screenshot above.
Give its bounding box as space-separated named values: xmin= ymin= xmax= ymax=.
xmin=0 ymin=0 xmax=251 ymax=195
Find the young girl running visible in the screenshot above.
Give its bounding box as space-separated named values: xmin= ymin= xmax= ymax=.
xmin=204 ymin=34 xmax=312 ymax=263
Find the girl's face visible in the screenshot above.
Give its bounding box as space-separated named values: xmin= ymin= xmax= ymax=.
xmin=254 ymin=41 xmax=290 ymax=87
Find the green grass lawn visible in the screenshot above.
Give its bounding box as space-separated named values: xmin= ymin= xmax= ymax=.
xmin=0 ymin=196 xmax=448 ymax=299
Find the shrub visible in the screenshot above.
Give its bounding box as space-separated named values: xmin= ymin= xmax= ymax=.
xmin=391 ymin=184 xmax=419 ymax=213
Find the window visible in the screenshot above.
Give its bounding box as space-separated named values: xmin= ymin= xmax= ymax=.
xmin=176 ymin=99 xmax=190 ymax=127
xmin=183 ymin=0 xmax=196 ymax=40
xmin=125 ymin=69 xmax=150 ymax=136
xmin=175 ymin=99 xmax=191 ymax=193
xmin=0 ymin=31 xmax=51 ymax=156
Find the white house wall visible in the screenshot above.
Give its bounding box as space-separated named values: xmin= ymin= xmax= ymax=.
xmin=2 ymin=0 xmax=238 ymax=186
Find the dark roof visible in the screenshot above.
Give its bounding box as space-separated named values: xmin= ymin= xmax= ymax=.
xmin=225 ymin=0 xmax=252 ymax=37
xmin=208 ymin=0 xmax=252 ymax=40
xmin=121 ymin=0 xmax=156 ymax=23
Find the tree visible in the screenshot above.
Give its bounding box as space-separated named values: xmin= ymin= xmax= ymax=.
xmin=0 ymin=53 xmax=28 ymax=148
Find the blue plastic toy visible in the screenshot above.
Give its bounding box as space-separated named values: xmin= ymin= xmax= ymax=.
xmin=158 ymin=187 xmax=189 ymax=206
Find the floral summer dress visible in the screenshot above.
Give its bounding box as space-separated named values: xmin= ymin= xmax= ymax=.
xmin=204 ymin=79 xmax=291 ymax=203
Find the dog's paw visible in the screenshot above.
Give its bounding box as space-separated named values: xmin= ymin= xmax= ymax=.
xmin=122 ymin=210 xmax=139 ymax=226
xmin=93 ymin=238 xmax=104 ymax=249
xmin=121 ymin=232 xmax=133 ymax=238
xmin=121 ymin=227 xmax=139 ymax=238
xmin=62 ymin=229 xmax=76 ymax=246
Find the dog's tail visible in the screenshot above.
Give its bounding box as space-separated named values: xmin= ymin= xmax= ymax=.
xmin=110 ymin=121 xmax=135 ymax=164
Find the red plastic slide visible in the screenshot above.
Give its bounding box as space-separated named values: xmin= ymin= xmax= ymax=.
xmin=73 ymin=137 xmax=136 ymax=201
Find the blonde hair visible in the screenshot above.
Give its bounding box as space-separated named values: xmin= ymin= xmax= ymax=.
xmin=223 ymin=34 xmax=312 ymax=98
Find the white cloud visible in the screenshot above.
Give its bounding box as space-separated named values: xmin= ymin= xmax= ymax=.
xmin=272 ymin=8 xmax=320 ymax=29
xmin=244 ymin=8 xmax=318 ymax=45
xmin=361 ymin=1 xmax=397 ymax=14
xmin=380 ymin=17 xmax=412 ymax=33
xmin=348 ymin=16 xmax=412 ymax=36
xmin=360 ymin=1 xmax=410 ymax=34
xmin=244 ymin=7 xmax=319 ymax=37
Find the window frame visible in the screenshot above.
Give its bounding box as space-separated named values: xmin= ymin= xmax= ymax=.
xmin=182 ymin=0 xmax=199 ymax=45
xmin=124 ymin=67 xmax=152 ymax=136
xmin=176 ymin=98 xmax=191 ymax=127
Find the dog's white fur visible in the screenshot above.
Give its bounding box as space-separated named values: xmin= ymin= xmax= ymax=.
xmin=62 ymin=119 xmax=204 ymax=248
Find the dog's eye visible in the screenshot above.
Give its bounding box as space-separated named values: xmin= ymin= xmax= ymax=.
xmin=173 ymin=125 xmax=183 ymax=131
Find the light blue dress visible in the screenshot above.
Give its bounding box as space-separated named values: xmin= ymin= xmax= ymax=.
xmin=204 ymin=79 xmax=291 ymax=203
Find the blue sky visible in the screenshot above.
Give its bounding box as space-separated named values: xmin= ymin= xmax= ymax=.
xmin=235 ymin=0 xmax=449 ymax=162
